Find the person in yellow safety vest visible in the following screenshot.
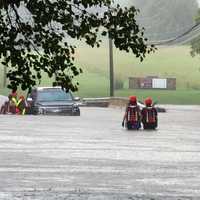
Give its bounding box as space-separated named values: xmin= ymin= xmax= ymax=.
xmin=10 ymin=91 xmax=18 ymax=114
xmin=17 ymin=95 xmax=27 ymax=115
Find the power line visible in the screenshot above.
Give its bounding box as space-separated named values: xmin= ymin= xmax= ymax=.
xmin=148 ymin=23 xmax=200 ymax=46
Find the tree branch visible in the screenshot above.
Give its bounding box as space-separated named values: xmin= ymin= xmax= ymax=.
xmin=10 ymin=3 xmax=42 ymax=56
xmin=6 ymin=7 xmax=13 ymax=27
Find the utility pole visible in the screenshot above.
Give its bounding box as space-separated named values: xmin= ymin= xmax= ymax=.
xmin=109 ymin=38 xmax=114 ymax=97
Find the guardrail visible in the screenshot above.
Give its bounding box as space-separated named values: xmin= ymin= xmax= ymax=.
xmin=81 ymin=97 xmax=166 ymax=112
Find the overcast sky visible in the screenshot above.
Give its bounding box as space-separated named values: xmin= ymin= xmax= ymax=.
xmin=197 ymin=0 xmax=200 ymax=6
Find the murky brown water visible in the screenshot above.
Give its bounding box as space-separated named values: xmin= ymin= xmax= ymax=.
xmin=0 ymin=106 xmax=199 ymax=199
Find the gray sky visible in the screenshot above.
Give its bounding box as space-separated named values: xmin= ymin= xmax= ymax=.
xmin=197 ymin=0 xmax=200 ymax=6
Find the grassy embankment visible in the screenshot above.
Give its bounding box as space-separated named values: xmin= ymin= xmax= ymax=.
xmin=0 ymin=45 xmax=200 ymax=104
xmin=74 ymin=45 xmax=200 ymax=104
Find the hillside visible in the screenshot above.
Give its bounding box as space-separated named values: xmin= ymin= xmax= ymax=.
xmin=121 ymin=0 xmax=198 ymax=40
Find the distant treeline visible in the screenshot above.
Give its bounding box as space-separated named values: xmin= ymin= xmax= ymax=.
xmin=119 ymin=0 xmax=198 ymax=40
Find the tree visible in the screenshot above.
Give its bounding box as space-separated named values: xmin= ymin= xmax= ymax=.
xmin=191 ymin=8 xmax=200 ymax=57
xmin=0 ymin=0 xmax=155 ymax=92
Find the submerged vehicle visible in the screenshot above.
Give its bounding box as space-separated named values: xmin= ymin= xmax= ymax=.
xmin=27 ymin=87 xmax=80 ymax=116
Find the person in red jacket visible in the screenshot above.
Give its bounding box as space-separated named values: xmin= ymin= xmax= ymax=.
xmin=141 ymin=97 xmax=158 ymax=130
xmin=122 ymin=96 xmax=141 ymax=130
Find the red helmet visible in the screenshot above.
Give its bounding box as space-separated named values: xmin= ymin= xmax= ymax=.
xmin=129 ymin=96 xmax=137 ymax=104
xmin=11 ymin=92 xmax=17 ymax=97
xmin=145 ymin=97 xmax=153 ymax=106
xmin=19 ymin=95 xmax=25 ymax=100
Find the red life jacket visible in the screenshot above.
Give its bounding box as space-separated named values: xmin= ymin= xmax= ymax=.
xmin=145 ymin=107 xmax=156 ymax=123
xmin=126 ymin=105 xmax=140 ymax=123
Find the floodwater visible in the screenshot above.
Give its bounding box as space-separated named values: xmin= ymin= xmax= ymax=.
xmin=0 ymin=106 xmax=200 ymax=199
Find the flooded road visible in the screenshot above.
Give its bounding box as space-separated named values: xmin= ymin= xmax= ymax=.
xmin=0 ymin=106 xmax=200 ymax=199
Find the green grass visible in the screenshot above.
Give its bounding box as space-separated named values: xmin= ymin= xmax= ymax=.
xmin=74 ymin=72 xmax=109 ymax=98
xmin=1 ymin=45 xmax=200 ymax=104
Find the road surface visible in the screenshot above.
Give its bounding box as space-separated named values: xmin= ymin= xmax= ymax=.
xmin=0 ymin=106 xmax=200 ymax=199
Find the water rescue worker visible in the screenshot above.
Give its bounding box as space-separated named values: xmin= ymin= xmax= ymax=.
xmin=141 ymin=97 xmax=158 ymax=130
xmin=9 ymin=91 xmax=18 ymax=114
xmin=17 ymin=95 xmax=27 ymax=115
xmin=122 ymin=96 xmax=141 ymax=130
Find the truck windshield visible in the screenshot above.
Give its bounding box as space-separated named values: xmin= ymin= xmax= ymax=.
xmin=37 ymin=89 xmax=73 ymax=102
